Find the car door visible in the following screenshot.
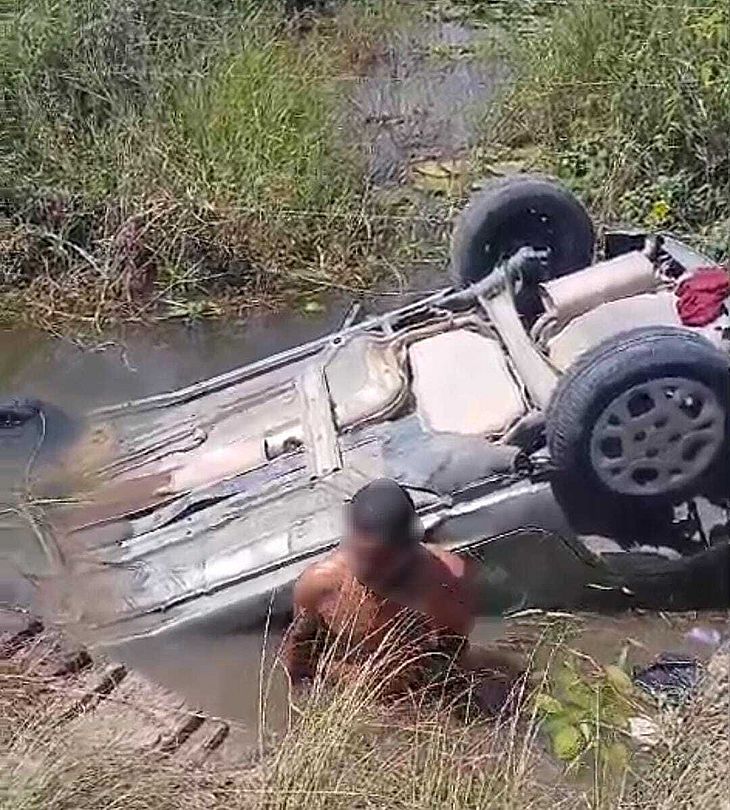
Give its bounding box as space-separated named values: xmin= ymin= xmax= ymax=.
xmin=458 ymin=527 xmax=612 ymax=615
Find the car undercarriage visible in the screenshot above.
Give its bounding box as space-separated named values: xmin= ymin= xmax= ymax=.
xmin=3 ymin=175 xmax=729 ymax=643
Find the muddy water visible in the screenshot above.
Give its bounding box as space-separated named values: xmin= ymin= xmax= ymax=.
xmin=351 ymin=21 xmax=506 ymax=185
xmin=100 ymin=608 xmax=729 ymax=750
xmin=1 ymin=14 xmax=727 ymax=743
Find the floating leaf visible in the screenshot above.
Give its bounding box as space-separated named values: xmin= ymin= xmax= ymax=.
xmin=409 ymin=158 xmax=469 ymax=195
xmin=302 ymin=300 xmax=325 ymax=315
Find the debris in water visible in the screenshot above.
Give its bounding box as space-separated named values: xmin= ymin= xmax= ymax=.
xmin=629 ymin=715 xmax=660 ymax=748
xmin=302 ymin=300 xmax=326 ymax=315
xmin=633 ymin=652 xmax=700 ymax=704
xmin=408 ymin=157 xmax=469 ymax=195
xmin=685 ymin=626 xmax=722 ymax=648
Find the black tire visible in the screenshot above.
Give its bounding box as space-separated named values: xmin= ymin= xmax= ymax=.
xmin=450 ymin=174 xmax=594 ymax=287
xmin=0 ymin=397 xmax=41 ymax=429
xmin=546 ymin=327 xmax=730 ymax=511
xmin=0 ymin=397 xmax=81 ymax=466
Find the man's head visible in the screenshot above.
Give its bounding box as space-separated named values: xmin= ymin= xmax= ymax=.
xmin=342 ymin=479 xmax=423 ymax=590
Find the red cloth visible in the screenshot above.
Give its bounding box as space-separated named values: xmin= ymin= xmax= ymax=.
xmin=676 ymin=267 xmax=730 ymax=327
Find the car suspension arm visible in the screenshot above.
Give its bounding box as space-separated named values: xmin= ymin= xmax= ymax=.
xmin=476 ymin=260 xmax=559 ymax=410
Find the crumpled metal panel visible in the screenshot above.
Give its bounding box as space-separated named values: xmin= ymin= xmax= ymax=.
xmin=325 ymin=333 xmax=407 ymax=428
xmin=367 ymin=415 xmax=519 ymax=496
xmin=101 ymin=381 xmax=298 ymax=490
xmin=58 ymin=433 xmax=386 ymax=637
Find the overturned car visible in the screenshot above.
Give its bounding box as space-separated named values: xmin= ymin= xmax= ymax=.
xmin=9 ymin=175 xmax=730 ymax=643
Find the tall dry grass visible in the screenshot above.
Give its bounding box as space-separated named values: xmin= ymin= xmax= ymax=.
xmin=3 ymin=620 xmax=727 ymax=810
xmin=619 ymin=643 xmax=730 ymax=810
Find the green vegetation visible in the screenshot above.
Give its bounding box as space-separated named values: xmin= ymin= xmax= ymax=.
xmin=1 ymin=0 xmax=728 ymax=332
xmin=534 ymin=657 xmax=635 ymax=767
xmin=0 ymin=0 xmax=412 ymax=330
xmin=491 ymin=0 xmax=730 ymax=255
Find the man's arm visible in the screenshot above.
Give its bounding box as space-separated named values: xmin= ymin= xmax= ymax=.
xmin=279 ymin=564 xmax=334 ymax=686
xmin=280 ymin=609 xmax=325 ymax=686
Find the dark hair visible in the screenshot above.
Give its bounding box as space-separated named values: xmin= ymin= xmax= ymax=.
xmin=348 ymin=479 xmax=419 ymax=547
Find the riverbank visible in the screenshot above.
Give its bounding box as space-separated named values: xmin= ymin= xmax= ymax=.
xmin=0 ymin=0 xmax=466 ymax=333
xmin=3 ymin=0 xmax=727 ymax=335
xmin=487 ymin=0 xmax=730 ymax=252
xmin=2 ymin=613 xmax=727 ymax=809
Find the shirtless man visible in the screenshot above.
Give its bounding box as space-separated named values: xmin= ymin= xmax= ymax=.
xmin=281 ymin=478 xmax=523 ymax=714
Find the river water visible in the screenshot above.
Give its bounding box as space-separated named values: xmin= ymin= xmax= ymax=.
xmin=2 ymin=315 xmax=727 ymax=741
xmin=1 ymin=15 xmax=727 ymax=741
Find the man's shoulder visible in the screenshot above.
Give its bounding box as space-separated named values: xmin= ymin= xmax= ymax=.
xmin=427 ymin=545 xmax=473 ymax=579
xmin=424 ymin=545 xmax=478 ymax=633
xmin=293 ymin=551 xmax=348 ymax=611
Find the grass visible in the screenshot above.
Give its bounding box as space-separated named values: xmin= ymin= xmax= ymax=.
xmin=2 ymin=621 xmax=727 ymax=809
xmin=620 ymin=643 xmax=730 ymax=809
xmin=4 ymin=0 xmax=727 ymax=334
xmin=0 ymin=633 xmax=234 ymax=809
xmin=0 ymin=0 xmax=430 ymax=332
xmin=488 ymin=0 xmax=730 ymax=257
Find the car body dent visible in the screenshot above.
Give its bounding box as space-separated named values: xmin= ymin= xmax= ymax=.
xmin=31 ymin=235 xmax=730 ymax=643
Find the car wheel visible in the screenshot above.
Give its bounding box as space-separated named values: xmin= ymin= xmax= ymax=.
xmin=450 ymin=174 xmax=594 ymax=288
xmin=0 ymin=397 xmax=41 ymax=429
xmin=546 ymin=327 xmax=730 ymax=508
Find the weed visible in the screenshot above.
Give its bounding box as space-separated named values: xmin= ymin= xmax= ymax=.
xmin=1 ymin=622 xmax=728 ymax=809
xmin=4 ymin=0 xmax=729 ymax=333
xmin=489 ymin=0 xmax=730 ymax=258
xmin=0 ymin=0 xmax=423 ymax=332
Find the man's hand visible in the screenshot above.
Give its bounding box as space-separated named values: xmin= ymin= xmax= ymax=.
xmin=458 ymin=643 xmax=526 ymax=716
xmin=280 ymin=610 xmax=324 ymax=687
